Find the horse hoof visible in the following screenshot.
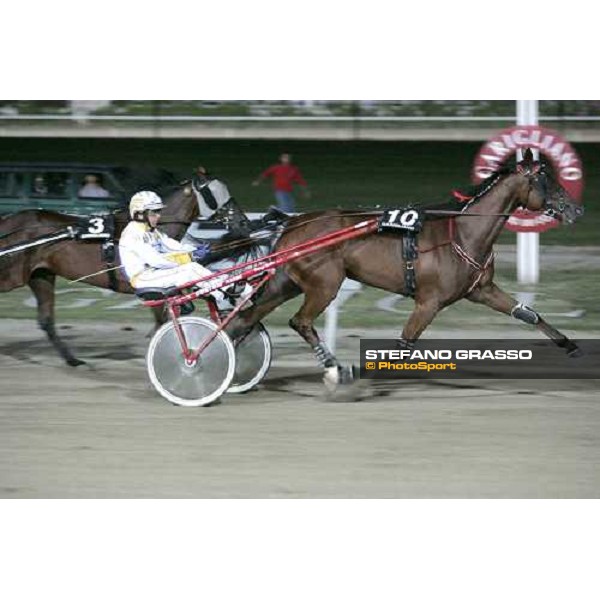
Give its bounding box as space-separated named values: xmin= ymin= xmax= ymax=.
xmin=339 ymin=365 xmax=360 ymax=385
xmin=323 ymin=365 xmax=357 ymax=390
xmin=323 ymin=366 xmax=340 ymax=393
xmin=322 ymin=366 xmax=366 ymax=402
xmin=67 ymin=358 xmax=87 ymax=367
xmin=567 ymin=347 xmax=583 ymax=358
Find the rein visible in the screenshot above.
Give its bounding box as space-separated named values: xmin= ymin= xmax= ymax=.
xmin=423 ymin=209 xmax=513 ymax=217
xmin=198 ymin=207 xmax=516 ymax=257
xmin=0 ymin=224 xmax=71 ymax=240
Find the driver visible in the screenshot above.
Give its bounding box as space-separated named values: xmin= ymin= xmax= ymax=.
xmin=119 ymin=191 xmax=231 ymax=307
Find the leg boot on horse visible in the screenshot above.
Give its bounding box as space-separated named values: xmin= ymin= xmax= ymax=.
xmin=467 ymin=281 xmax=582 ymax=357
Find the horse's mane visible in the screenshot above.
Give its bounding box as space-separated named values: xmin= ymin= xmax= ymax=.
xmin=449 ymin=166 xmax=511 ymax=203
xmin=341 ymin=166 xmax=513 ymax=218
xmin=417 ymin=166 xmax=513 ymax=216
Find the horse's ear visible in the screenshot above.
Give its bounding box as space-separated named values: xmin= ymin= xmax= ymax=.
xmin=522 ymin=148 xmax=534 ymax=163
xmin=516 ymin=148 xmax=538 ymax=174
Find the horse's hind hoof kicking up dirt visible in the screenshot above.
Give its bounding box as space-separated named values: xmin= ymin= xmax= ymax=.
xmin=323 ymin=365 xmax=366 ymax=402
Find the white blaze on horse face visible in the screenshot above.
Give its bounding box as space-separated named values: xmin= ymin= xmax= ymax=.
xmin=193 ymin=179 xmax=232 ymax=218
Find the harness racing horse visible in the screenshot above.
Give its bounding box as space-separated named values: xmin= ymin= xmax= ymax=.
xmin=0 ymin=182 xmax=201 ymax=366
xmin=227 ymin=149 xmax=584 ymax=389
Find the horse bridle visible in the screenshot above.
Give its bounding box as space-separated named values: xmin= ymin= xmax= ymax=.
xmin=518 ymin=162 xmax=567 ymax=219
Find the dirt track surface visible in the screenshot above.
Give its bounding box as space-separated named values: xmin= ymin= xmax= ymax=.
xmin=0 ymin=320 xmax=599 ymax=498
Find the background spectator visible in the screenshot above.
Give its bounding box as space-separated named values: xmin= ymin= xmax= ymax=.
xmin=32 ymin=174 xmax=48 ymax=196
xmin=252 ymin=152 xmax=310 ymax=212
xmin=79 ymin=174 xmax=109 ymax=198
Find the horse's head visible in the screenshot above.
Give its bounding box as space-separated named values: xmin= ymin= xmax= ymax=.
xmin=190 ymin=169 xmax=253 ymax=235
xmin=191 ymin=170 xmax=233 ymax=218
xmin=516 ymin=148 xmax=584 ymax=224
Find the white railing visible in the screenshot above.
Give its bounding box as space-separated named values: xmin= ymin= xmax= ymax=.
xmin=1 ymin=114 xmax=600 ymax=122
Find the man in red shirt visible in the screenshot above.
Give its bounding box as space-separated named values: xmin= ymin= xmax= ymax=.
xmin=252 ymin=152 xmax=310 ymax=213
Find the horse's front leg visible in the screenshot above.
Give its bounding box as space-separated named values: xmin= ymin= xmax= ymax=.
xmin=28 ymin=269 xmax=86 ymax=366
xmin=467 ymin=282 xmax=581 ymax=357
xmin=397 ymin=299 xmax=442 ymax=350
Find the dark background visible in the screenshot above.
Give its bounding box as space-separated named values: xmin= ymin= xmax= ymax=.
xmin=1 ymin=137 xmax=597 ymax=244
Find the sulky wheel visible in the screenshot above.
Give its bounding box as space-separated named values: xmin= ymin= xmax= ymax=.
xmin=147 ymin=316 xmax=235 ymax=407
xmin=227 ymin=323 xmax=272 ymax=394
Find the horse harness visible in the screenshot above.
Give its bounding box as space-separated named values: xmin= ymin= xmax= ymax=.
xmin=377 ymin=208 xmax=422 ymax=297
xmin=72 ymin=214 xmax=120 ymax=291
xmin=377 ymin=206 xmax=495 ymax=297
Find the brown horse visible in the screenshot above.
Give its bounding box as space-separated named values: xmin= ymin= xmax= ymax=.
xmin=0 ymin=183 xmax=199 ymax=366
xmin=228 ymin=149 xmax=584 ymax=386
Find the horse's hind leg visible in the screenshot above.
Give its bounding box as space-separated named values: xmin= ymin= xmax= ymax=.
xmin=226 ymin=270 xmax=303 ymax=341
xmin=287 ymin=270 xmax=351 ymax=385
xmin=148 ymin=305 xmax=167 ymax=337
xmin=467 ymin=282 xmax=581 ymax=357
xmin=28 ymin=269 xmax=85 ymax=366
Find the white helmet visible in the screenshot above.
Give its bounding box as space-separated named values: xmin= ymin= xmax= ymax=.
xmin=129 ymin=191 xmax=164 ymax=219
